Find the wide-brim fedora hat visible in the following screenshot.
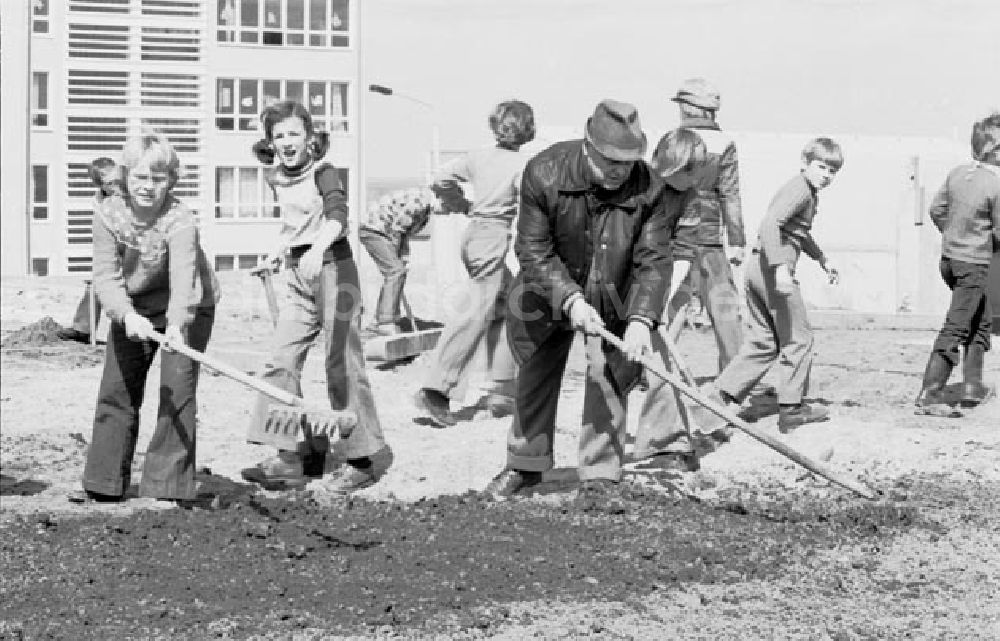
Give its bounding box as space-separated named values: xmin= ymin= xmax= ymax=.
xmin=584 ymin=99 xmax=647 ymax=162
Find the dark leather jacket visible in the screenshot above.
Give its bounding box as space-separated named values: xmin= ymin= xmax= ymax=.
xmin=507 ymin=140 xmax=680 ymax=363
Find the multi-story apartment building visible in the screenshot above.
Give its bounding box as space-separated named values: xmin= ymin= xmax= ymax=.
xmin=1 ymin=0 xmax=363 ymax=277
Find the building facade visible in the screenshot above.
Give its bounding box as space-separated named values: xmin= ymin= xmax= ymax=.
xmin=2 ymin=0 xmax=363 ymax=277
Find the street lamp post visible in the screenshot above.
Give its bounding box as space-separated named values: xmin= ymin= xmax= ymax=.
xmin=368 ymin=84 xmax=441 ymax=177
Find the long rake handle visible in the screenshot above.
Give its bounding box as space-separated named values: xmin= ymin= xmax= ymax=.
xmin=149 ymin=332 xmax=302 ymax=407
xmin=596 ymin=327 xmax=876 ymax=500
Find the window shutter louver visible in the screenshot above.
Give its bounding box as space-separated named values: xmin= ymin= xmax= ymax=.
xmin=63 ymin=0 xmax=205 ymax=273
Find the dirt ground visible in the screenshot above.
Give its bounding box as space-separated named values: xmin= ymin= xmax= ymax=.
xmin=1 ymin=269 xmax=999 ymax=640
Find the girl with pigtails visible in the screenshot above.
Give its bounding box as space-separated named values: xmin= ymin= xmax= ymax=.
xmin=241 ymin=100 xmax=388 ymax=494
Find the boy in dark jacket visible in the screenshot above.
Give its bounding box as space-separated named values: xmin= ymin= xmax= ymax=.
xmin=917 ymin=113 xmax=1000 ymax=415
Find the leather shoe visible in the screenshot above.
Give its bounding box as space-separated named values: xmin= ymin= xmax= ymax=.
xmin=778 ymin=403 xmax=831 ymax=433
xmin=414 ymin=388 xmax=457 ymax=427
xmin=483 ymin=469 xmax=541 ymax=498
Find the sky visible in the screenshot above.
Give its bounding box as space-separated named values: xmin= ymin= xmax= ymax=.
xmin=362 ymin=0 xmax=1000 ymax=179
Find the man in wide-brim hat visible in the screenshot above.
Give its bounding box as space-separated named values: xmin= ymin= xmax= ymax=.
xmin=485 ymin=99 xmax=687 ymax=497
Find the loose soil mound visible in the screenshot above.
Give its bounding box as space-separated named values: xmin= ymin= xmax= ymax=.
xmin=0 ymin=477 xmax=935 ymax=639
xmin=1 ymin=317 xmax=104 ymax=368
xmin=0 ymin=316 xmax=64 ymax=349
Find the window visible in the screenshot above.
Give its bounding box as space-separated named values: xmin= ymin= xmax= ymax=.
xmin=141 ymin=0 xmax=202 ymax=18
xmin=31 ymin=166 xmax=49 ymax=220
xmin=215 ymin=166 xmax=279 ymax=219
xmin=68 ymin=70 xmax=129 ymax=106
xmin=215 ymin=254 xmax=266 ymax=271
xmin=67 ymin=116 xmax=128 ymax=151
xmin=31 ymin=72 xmax=49 ymax=127
xmin=67 ymin=209 xmax=94 ymax=244
xmin=216 ymin=77 xmax=349 ymax=133
xmin=239 ymin=254 xmax=264 ymax=270
xmin=68 ymin=24 xmax=131 ymax=60
xmin=33 ymin=0 xmax=50 ymax=34
xmin=215 ymin=255 xmax=235 ymax=271
xmin=217 ymin=0 xmax=349 ymax=47
xmin=68 ymin=0 xmax=130 ymax=14
xmin=32 ymin=258 xmax=50 ymax=277
xmin=141 ymin=26 xmax=202 ymax=62
xmin=68 ymin=256 xmax=94 ymax=273
xmin=141 ymin=73 xmax=200 ymax=108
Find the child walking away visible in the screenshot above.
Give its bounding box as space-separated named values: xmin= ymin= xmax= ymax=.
xmin=413 ymin=100 xmax=536 ymax=426
xmin=58 ymin=157 xmax=127 ymax=344
xmin=70 ymin=133 xmax=220 ymax=504
xmin=241 ymin=100 xmax=387 ymax=494
xmin=693 ymin=138 xmax=843 ymax=435
xmin=916 ymin=112 xmax=1000 ymax=416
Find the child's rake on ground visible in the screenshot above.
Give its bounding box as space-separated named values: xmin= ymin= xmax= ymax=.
xmin=150 ymin=332 xmax=356 ymax=439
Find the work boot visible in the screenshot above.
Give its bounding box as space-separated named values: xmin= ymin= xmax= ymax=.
xmin=914 ymin=352 xmax=962 ymax=418
xmin=961 ymin=344 xmax=994 ymax=408
xmin=777 ymin=403 xmax=830 ymax=433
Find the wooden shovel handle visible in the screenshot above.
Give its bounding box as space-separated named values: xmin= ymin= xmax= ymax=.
xmin=149 ymin=332 xmax=301 ymax=407
xmin=596 ymin=326 xmax=877 ymax=500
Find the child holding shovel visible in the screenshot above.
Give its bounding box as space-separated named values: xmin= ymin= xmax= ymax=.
xmin=70 ymin=133 xmax=220 ymax=503
xmin=241 ymin=100 xmax=387 ymax=494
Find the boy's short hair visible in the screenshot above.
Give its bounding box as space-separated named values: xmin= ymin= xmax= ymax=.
xmin=88 ymin=156 xmax=117 ymax=187
xmin=120 ymin=131 xmax=180 ymax=180
xmin=971 ymin=112 xmax=1000 ymax=164
xmin=489 ymin=100 xmax=535 ymax=148
xmin=651 ymin=127 xmax=708 ymax=178
xmin=801 ymin=137 xmax=844 ymax=170
xmin=261 ymin=100 xmax=315 ymax=140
